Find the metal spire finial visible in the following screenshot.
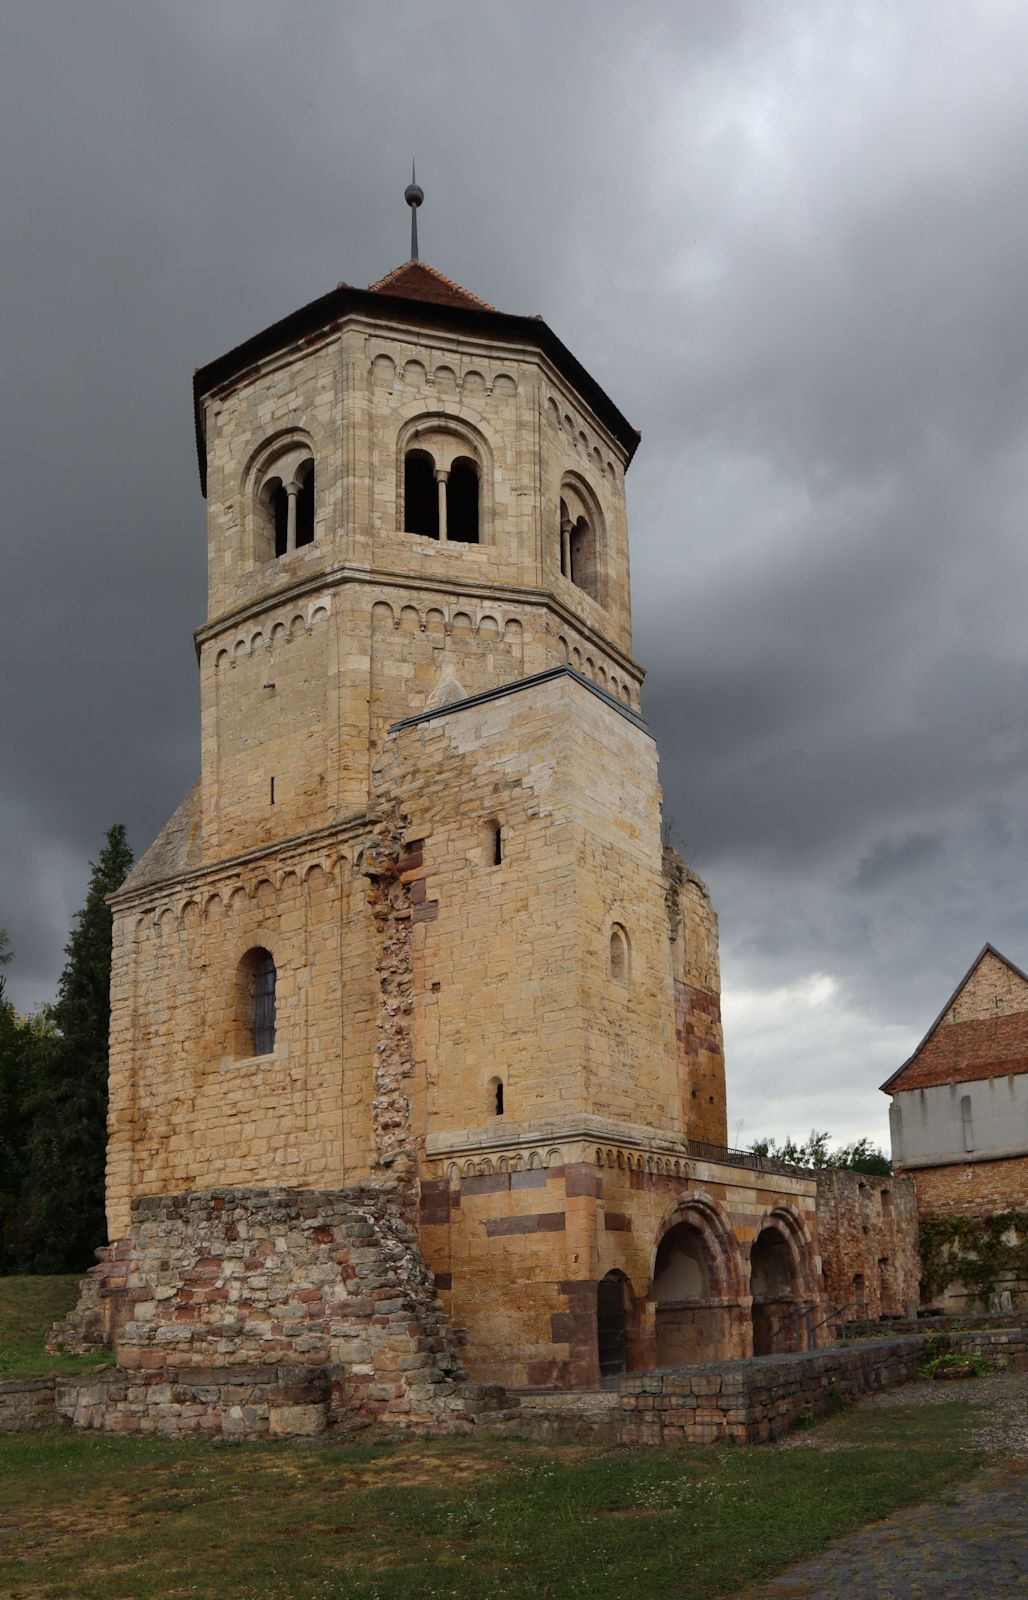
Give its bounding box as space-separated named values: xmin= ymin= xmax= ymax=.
xmin=404 ymin=160 xmax=424 ymax=261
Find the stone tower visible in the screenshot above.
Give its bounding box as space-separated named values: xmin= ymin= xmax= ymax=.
xmin=96 ymin=244 xmax=830 ymax=1414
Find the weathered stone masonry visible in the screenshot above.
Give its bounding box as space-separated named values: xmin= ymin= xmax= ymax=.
xmin=59 ymin=1187 xmax=508 ymax=1437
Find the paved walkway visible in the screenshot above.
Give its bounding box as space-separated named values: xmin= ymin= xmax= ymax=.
xmin=756 ymin=1464 xmax=1027 ymax=1599
xmin=746 ymin=1372 xmax=1028 ymax=1599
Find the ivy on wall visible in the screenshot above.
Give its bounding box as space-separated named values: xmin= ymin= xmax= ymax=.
xmin=920 ymin=1211 xmax=1028 ymax=1302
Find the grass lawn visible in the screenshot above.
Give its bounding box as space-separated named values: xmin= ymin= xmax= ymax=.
xmin=0 ymin=1398 xmax=989 ymax=1600
xmin=0 ymin=1275 xmax=112 ymax=1378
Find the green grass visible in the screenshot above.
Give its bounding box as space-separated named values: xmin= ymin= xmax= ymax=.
xmin=0 ymin=1398 xmax=990 ymax=1599
xmin=0 ymin=1274 xmax=112 ymax=1378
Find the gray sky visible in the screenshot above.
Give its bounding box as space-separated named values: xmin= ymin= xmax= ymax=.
xmin=3 ymin=1 xmax=1028 ymax=1152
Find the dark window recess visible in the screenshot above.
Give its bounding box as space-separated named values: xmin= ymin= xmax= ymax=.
xmin=405 ymin=451 xmax=438 ymax=538
xmin=559 ymin=497 xmax=569 ymax=576
xmin=495 ymin=1080 xmax=504 ymax=1116
xmin=492 ymin=823 xmax=503 ymax=866
xmin=253 ymin=950 xmax=276 ymax=1055
xmin=447 ymin=457 xmax=480 ymax=543
xmin=296 ymin=464 xmax=315 ymax=547
xmin=272 ymin=482 xmax=289 ymax=557
xmin=597 ymin=1276 xmax=627 ymax=1381
xmin=270 ymin=776 xmax=275 ymax=805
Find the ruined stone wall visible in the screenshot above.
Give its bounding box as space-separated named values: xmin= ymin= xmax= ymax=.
xmin=815 ymin=1170 xmax=920 ymax=1320
xmin=664 ymin=851 xmax=726 ymax=1144
xmin=64 ymin=1187 xmax=502 ymax=1438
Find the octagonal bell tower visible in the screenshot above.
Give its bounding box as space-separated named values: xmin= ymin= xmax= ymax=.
xmin=193 ymin=249 xmax=642 ymax=862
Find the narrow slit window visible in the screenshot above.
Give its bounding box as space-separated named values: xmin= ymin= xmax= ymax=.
xmin=484 ymin=821 xmax=502 ymax=867
xmin=495 ymin=1080 xmax=504 ymax=1116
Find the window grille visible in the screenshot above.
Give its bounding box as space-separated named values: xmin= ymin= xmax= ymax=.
xmin=254 ymin=950 xmax=276 ymax=1055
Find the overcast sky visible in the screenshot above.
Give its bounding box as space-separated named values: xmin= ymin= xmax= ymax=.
xmin=3 ymin=1 xmax=1027 ymax=1152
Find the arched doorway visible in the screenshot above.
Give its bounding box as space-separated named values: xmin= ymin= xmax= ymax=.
xmin=750 ymin=1226 xmax=799 ymax=1355
xmin=597 ymin=1273 xmax=628 ymax=1382
xmin=652 ymin=1220 xmax=735 ymax=1365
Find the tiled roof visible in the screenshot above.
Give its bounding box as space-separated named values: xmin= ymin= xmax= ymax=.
xmin=882 ymin=943 xmax=1028 ymax=1093
xmin=368 ymin=260 xmax=496 ymax=312
xmin=884 ymin=1010 xmax=1028 ymax=1092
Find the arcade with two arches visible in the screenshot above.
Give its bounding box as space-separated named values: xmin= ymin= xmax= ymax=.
xmin=595 ymin=1193 xmax=821 ymax=1380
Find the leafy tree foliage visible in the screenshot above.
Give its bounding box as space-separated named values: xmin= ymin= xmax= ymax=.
xmin=7 ymin=826 xmax=133 ymax=1272
xmin=750 ymin=1129 xmax=892 ymax=1175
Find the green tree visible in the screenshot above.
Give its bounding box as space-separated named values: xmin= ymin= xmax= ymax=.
xmin=20 ymin=825 xmax=133 ymax=1272
xmin=0 ymin=930 xmax=30 ymax=1270
xmin=750 ymin=1129 xmax=891 ymax=1175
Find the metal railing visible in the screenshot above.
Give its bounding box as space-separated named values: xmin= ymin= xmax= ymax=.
xmin=686 ymin=1139 xmax=818 ymax=1179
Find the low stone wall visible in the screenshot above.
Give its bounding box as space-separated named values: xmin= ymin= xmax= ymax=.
xmin=927 ymin=1325 xmax=1028 ymax=1370
xmin=616 ymin=1338 xmax=926 ymax=1444
xmin=0 ymin=1376 xmax=57 ymax=1433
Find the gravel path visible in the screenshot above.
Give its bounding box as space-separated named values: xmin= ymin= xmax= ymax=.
xmin=748 ymin=1371 xmax=1028 ymax=1597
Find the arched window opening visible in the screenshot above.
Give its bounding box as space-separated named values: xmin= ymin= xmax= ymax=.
xmin=238 ymin=947 xmax=276 ymax=1057
xmin=295 ymin=460 xmax=315 ymax=548
xmin=597 ymin=1273 xmax=628 ymax=1382
xmin=570 ymin=516 xmax=600 ymax=602
xmin=559 ymin=498 xmax=570 ymax=577
xmin=495 ymin=1080 xmax=504 ymax=1116
xmin=404 ymin=449 xmax=439 ymax=538
xmin=487 ymin=1076 xmax=504 ymax=1117
xmin=264 ymin=478 xmax=288 ymax=559
xmin=447 ymin=457 xmax=480 ymax=543
xmin=609 ymin=925 xmax=629 ymax=982
xmin=254 ymin=447 xmax=315 ymax=562
xmin=484 ymin=820 xmax=503 ymax=867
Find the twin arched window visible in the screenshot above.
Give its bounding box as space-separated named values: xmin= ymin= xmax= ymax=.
xmin=404 ymin=448 xmax=480 ymax=543
xmin=255 ymin=447 xmax=315 ymax=561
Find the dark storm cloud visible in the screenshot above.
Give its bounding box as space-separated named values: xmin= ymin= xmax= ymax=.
xmin=3 ymin=1 xmax=1027 ymax=1145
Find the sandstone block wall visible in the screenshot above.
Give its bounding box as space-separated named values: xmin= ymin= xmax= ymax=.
xmin=421 ymin=1145 xmax=822 ymax=1389
xmin=375 ymin=672 xmax=680 ymax=1140
xmin=106 ymin=834 xmax=383 ymax=1236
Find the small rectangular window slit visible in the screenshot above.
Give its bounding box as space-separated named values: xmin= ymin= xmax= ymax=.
xmin=270 ymin=776 xmax=275 ymax=805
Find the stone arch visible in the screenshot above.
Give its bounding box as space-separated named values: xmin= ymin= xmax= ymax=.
xmin=371 ymin=352 xmax=395 ymax=387
xmin=371 ymin=600 xmax=395 ymax=631
xmin=560 ymin=471 xmax=606 ymax=606
xmin=242 ymin=428 xmax=317 ymax=564
xmin=650 ymin=1193 xmax=747 ymax=1365
xmin=749 ymin=1205 xmax=819 ymax=1355
xmin=396 ymin=412 xmax=494 ymax=544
